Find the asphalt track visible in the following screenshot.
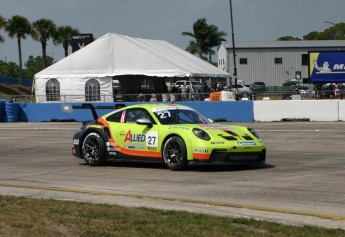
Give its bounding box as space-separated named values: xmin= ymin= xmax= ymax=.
xmin=0 ymin=121 xmax=345 ymax=230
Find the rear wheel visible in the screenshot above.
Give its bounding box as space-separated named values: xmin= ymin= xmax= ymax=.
xmin=162 ymin=136 xmax=187 ymax=170
xmin=82 ymin=132 xmax=105 ymax=166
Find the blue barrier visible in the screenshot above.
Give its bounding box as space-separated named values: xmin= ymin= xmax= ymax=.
xmin=23 ymin=101 xmax=254 ymax=122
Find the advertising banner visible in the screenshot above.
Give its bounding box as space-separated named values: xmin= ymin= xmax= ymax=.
xmin=71 ymin=34 xmax=93 ymax=53
xmin=309 ymin=51 xmax=345 ymax=83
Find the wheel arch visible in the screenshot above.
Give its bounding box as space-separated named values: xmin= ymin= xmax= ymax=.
xmin=78 ymin=127 xmax=109 ymax=158
xmin=161 ymin=133 xmax=192 ymax=161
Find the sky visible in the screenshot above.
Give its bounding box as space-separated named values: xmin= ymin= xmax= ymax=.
xmin=0 ymin=0 xmax=344 ymax=65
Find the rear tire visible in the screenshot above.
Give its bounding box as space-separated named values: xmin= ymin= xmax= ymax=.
xmin=162 ymin=136 xmax=187 ymax=170
xmin=82 ymin=132 xmax=106 ymax=166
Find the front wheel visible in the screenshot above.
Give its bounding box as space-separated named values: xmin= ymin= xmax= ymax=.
xmin=82 ymin=132 xmax=106 ymax=166
xmin=162 ymin=136 xmax=187 ymax=170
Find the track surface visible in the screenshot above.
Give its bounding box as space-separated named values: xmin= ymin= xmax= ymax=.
xmin=0 ymin=122 xmax=344 ymax=229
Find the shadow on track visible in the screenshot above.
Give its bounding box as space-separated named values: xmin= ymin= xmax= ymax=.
xmin=78 ymin=160 xmax=275 ymax=172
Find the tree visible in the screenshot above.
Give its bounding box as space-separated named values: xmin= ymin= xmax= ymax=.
xmin=0 ymin=60 xmax=20 ymax=78
xmin=24 ymin=55 xmax=53 ymax=79
xmin=182 ymin=18 xmax=209 ymax=60
xmin=318 ymin=22 xmax=345 ymax=40
xmin=204 ymin=24 xmax=227 ymax=62
xmin=53 ymin=26 xmax=79 ymax=57
xmin=0 ymin=15 xmax=6 ymax=43
xmin=276 ymin=36 xmax=301 ymax=41
xmin=31 ymin=18 xmax=56 ymax=68
xmin=303 ymin=31 xmax=320 ymax=40
xmin=5 ymin=15 xmax=32 ymax=83
xmin=182 ymin=18 xmax=226 ymax=63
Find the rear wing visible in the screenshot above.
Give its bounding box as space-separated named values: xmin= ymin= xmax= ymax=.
xmin=62 ymin=103 xmax=126 ymax=120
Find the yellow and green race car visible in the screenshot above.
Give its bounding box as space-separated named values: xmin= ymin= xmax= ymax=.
xmin=71 ymin=103 xmax=266 ymax=170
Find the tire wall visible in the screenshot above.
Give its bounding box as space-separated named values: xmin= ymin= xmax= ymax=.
xmin=0 ymin=100 xmax=6 ymax=122
xmin=5 ymin=102 xmax=20 ymax=122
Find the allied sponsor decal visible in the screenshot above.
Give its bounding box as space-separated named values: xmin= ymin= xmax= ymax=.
xmin=211 ymin=141 xmax=224 ymax=144
xmin=237 ymin=142 xmax=256 ymax=146
xmin=73 ymin=139 xmax=79 ymax=145
xmin=123 ymin=130 xmax=159 ymax=148
xmin=124 ymin=130 xmax=145 ymax=142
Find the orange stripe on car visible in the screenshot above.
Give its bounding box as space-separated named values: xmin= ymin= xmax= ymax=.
xmin=193 ymin=153 xmax=210 ymax=160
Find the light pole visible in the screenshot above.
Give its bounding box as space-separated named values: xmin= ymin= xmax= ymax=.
xmin=229 ymin=0 xmax=237 ymax=87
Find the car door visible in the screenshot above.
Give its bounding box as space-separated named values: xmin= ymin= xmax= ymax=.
xmin=111 ymin=108 xmax=161 ymax=158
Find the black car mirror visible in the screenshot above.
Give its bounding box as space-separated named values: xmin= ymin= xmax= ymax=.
xmin=136 ymin=118 xmax=153 ymax=128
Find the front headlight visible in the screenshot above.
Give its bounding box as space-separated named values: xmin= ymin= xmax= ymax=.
xmin=193 ymin=128 xmax=210 ymax=140
xmin=248 ymin=128 xmax=260 ymax=139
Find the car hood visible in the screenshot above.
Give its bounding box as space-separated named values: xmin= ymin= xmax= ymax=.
xmin=168 ymin=123 xmax=258 ymax=140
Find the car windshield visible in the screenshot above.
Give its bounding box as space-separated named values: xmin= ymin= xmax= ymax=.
xmin=152 ymin=107 xmax=212 ymax=125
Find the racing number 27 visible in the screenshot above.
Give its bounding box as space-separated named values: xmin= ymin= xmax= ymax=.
xmin=146 ymin=131 xmax=158 ymax=147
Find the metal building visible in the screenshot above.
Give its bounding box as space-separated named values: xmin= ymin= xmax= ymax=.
xmin=218 ymin=40 xmax=345 ymax=88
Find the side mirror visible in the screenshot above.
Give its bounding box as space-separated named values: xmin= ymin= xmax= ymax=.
xmin=136 ymin=118 xmax=153 ymax=128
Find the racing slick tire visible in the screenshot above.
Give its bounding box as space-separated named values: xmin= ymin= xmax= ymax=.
xmin=162 ymin=136 xmax=187 ymax=171
xmin=81 ymin=132 xmax=106 ymax=166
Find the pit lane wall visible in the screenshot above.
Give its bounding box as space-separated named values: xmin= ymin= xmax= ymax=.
xmin=254 ymin=100 xmax=345 ymax=122
xmin=1 ymin=100 xmax=345 ymax=122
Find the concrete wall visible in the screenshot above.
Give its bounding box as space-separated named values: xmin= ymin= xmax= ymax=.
xmin=254 ymin=100 xmax=340 ymax=122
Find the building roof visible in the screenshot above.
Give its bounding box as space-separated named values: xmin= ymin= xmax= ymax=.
xmin=223 ymin=40 xmax=345 ymax=50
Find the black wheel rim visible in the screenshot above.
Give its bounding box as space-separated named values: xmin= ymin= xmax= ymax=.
xmin=83 ymin=136 xmax=100 ymax=162
xmin=164 ymin=140 xmax=182 ymax=165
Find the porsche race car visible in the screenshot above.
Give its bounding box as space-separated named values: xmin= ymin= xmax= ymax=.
xmin=70 ymin=103 xmax=266 ymax=170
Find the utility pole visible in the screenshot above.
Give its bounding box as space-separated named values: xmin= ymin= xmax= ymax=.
xmin=229 ymin=0 xmax=237 ymax=86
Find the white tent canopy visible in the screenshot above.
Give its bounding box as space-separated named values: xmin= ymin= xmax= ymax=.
xmin=34 ymin=33 xmax=230 ymax=102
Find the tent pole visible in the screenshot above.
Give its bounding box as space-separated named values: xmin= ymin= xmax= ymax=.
xmin=189 ymin=76 xmax=192 ymax=100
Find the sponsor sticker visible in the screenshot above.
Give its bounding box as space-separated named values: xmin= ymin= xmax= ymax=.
xmin=87 ymin=124 xmax=103 ymax=129
xmin=73 ymin=139 xmax=79 ymax=145
xmin=193 ymin=148 xmax=209 ymax=153
xmin=146 ymin=131 xmax=158 ymax=147
xmin=237 ymin=142 xmax=256 ymax=146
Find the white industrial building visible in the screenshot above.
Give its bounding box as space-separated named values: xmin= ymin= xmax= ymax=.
xmin=218 ymin=40 xmax=345 ymax=88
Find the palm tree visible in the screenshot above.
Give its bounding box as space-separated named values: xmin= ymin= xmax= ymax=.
xmin=53 ymin=26 xmax=79 ymax=57
xmin=182 ymin=18 xmax=209 ymax=60
xmin=182 ymin=18 xmax=227 ymax=62
xmin=204 ymin=24 xmax=227 ymax=62
xmin=31 ymin=18 xmax=56 ymax=68
xmin=5 ymin=15 xmax=32 ymax=83
xmin=0 ymin=15 xmax=6 ymax=43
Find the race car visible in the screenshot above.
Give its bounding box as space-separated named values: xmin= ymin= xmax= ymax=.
xmin=70 ymin=103 xmax=266 ymax=170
